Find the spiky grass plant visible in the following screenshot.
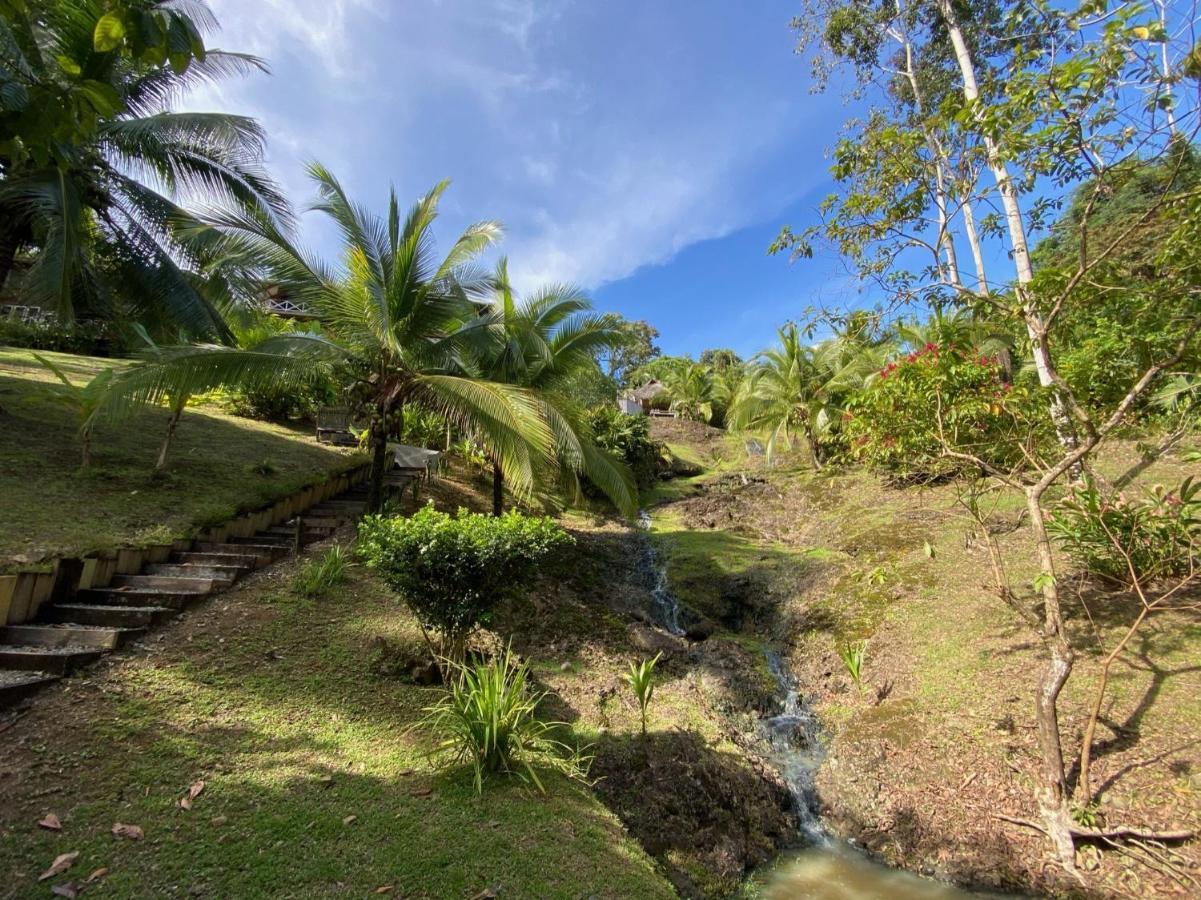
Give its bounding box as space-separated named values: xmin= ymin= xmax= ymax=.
xmin=838 ymin=639 xmax=868 ymax=691
xmin=423 ymin=647 xmax=588 ymax=794
xmin=292 ymin=545 xmax=349 ymax=597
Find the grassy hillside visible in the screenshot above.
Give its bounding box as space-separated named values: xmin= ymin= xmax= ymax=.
xmin=0 ymin=348 xmax=364 ymax=571
xmin=0 ymin=537 xmax=675 ymax=898
xmin=646 ymin=418 xmax=1201 ymax=897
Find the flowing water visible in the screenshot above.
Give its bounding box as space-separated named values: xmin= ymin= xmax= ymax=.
xmin=752 ymin=653 xmax=994 ymax=898
xmin=636 ymin=510 xmax=1002 ymax=898
xmin=637 ymin=510 xmax=685 ymax=635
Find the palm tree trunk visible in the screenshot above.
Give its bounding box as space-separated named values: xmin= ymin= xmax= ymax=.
xmin=0 ymin=219 xmax=23 ymax=297
xmin=155 ymin=397 xmax=187 ymax=472
xmin=366 ymin=415 xmax=389 ymax=514
xmin=492 ymin=462 xmax=504 ymax=516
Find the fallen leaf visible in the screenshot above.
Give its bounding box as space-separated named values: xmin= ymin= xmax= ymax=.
xmin=374 ymin=887 xmax=394 ymax=895
xmin=38 ymin=813 xmax=63 ymax=831
xmin=210 ymin=815 xmax=227 ymax=827
xmin=85 ymin=868 xmax=109 ymax=883
xmin=179 ymin=780 xmax=205 ymax=811
xmin=111 ymin=823 xmax=144 ymax=840
xmin=318 ymin=775 xmax=334 ymax=787
xmin=38 ymin=851 xmax=78 ymax=882
xmin=50 ymin=882 xmax=82 ymax=899
xmin=342 ymin=815 xmax=357 ymax=826
xmin=397 ymin=769 xmax=415 ymax=777
xmin=410 ymin=787 xmax=433 ymax=798
xmin=471 ymin=887 xmax=499 ymax=900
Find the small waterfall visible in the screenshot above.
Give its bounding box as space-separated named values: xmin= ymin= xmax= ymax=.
xmin=760 ymin=650 xmax=826 ymax=843
xmin=637 ymin=510 xmax=685 ymax=636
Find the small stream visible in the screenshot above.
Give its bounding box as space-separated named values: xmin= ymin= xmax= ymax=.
xmin=636 ymin=510 xmax=995 ymax=899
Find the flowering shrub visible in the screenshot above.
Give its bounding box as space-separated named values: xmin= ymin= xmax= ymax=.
xmin=842 ymin=343 xmax=1045 ymax=481
xmin=1049 ymin=477 xmax=1200 ymax=586
xmin=357 ymin=506 xmax=573 ymax=657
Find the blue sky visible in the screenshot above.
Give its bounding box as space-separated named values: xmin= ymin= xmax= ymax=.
xmin=189 ymin=0 xmax=864 ymax=358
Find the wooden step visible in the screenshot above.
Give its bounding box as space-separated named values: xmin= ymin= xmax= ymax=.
xmin=264 ymin=527 xmax=331 ymax=540
xmin=229 ymin=534 xmax=294 ymax=548
xmin=0 ymin=645 xmax=104 ymax=676
xmin=143 ymin=563 xmax=243 ymax=584
xmin=0 ymin=670 xmax=60 ymax=707
xmin=75 ymin=588 xmax=202 ymax=610
xmin=112 ymin=574 xmax=219 ymax=593
xmin=0 ymin=623 xmax=141 ymax=651
xmin=44 ymin=604 xmax=177 ymax=629
xmin=191 ymin=543 xmax=281 ymax=565
xmin=170 ymin=550 xmax=262 ymax=570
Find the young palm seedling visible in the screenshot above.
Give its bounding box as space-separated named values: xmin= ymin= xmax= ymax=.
xmin=623 ymin=652 xmax=663 ymax=737
xmin=838 ymin=640 xmax=868 ymax=692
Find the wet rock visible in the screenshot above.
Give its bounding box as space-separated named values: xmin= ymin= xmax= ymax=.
xmin=684 ymin=618 xmax=717 ymax=641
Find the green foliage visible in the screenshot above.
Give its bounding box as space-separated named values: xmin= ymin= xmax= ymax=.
xmin=1048 ymin=479 xmax=1200 ymax=587
xmin=0 ymin=0 xmax=283 ymax=336
xmin=622 ymin=652 xmax=662 ymax=737
xmin=473 ymin=258 xmax=636 ymax=516
xmin=34 ymin=352 xmax=118 ymax=466
xmin=843 ymin=343 xmax=1046 ymax=482
xmin=838 ymin=639 xmax=867 ymax=690
xmin=603 ymin=317 xmax=661 ymax=387
xmin=730 ymin=321 xmax=884 ymax=465
xmin=586 ymin=407 xmax=659 ymax=487
xmin=357 ymin=506 xmax=573 ymax=654
xmin=0 ymin=316 xmax=129 ymax=356
xmin=292 ymin=545 xmax=349 ymax=597
xmin=422 ymin=646 xmax=588 ymax=794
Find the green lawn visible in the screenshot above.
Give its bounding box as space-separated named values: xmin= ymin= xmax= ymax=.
xmin=0 ymin=557 xmax=674 ymax=899
xmin=0 ymin=347 xmax=364 ymax=571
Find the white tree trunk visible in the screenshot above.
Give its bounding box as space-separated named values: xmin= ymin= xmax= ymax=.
xmin=935 ymin=0 xmax=1078 ymax=455
xmin=959 ymin=192 xmax=989 ymax=295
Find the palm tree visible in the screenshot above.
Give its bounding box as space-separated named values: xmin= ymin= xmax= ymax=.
xmin=472 ymin=258 xmax=636 ymax=516
xmin=0 ymin=0 xmax=287 ymax=338
xmin=729 ymin=323 xmax=884 ymax=467
xmin=95 ymin=167 xmax=554 ymax=513
xmin=660 ymin=359 xmax=716 ymax=423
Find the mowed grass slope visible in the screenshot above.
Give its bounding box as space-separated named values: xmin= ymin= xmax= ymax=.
xmin=0 ymin=348 xmax=364 ymax=571
xmin=0 ymin=555 xmax=674 ymax=899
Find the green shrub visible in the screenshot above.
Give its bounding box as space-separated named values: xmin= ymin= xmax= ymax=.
xmin=843 ymin=343 xmax=1048 ymax=482
xmin=587 ymin=407 xmax=659 ymax=487
xmin=0 ymin=316 xmax=128 ymax=356
xmin=225 ymin=372 xmax=338 ymax=422
xmin=292 ymin=545 xmax=349 ymax=597
xmin=423 ymin=646 xmax=588 ymax=793
xmin=1048 ymin=478 xmax=1200 ymax=586
xmin=357 ymin=506 xmax=573 ymax=657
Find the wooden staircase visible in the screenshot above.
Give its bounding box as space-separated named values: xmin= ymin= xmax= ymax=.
xmin=0 ymin=488 xmax=368 ymax=707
